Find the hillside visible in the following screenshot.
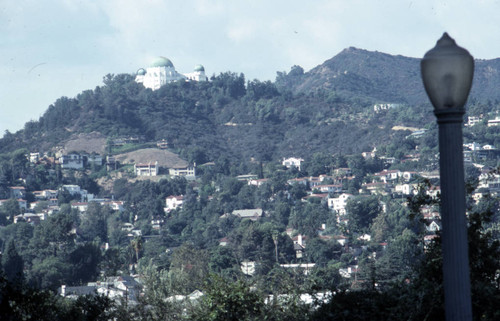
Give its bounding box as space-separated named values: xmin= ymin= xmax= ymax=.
xmin=115 ymin=148 xmax=188 ymax=168
xmin=279 ymin=47 xmax=500 ymax=106
xmin=2 ymin=47 xmax=500 ymax=166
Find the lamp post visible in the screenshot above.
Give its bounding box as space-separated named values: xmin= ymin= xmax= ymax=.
xmin=421 ymin=33 xmax=473 ymax=321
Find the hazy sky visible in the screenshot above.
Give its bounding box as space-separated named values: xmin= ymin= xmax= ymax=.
xmin=2 ymin=0 xmax=500 ymax=134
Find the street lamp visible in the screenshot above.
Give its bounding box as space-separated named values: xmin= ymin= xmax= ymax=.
xmin=421 ymin=33 xmax=473 ymax=321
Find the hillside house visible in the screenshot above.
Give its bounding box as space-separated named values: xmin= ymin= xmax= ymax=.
xmin=14 ymin=213 xmax=45 ymax=225
xmin=33 ymin=189 xmax=58 ymax=200
xmin=71 ymin=202 xmax=88 ymax=212
xmin=165 ymin=195 xmax=184 ymax=212
xmin=315 ymin=184 xmax=342 ymax=194
xmin=169 ymin=164 xmax=196 ymax=178
xmin=9 ymin=186 xmax=26 ymax=199
xmin=394 ymin=183 xmax=418 ymax=196
xmin=29 ymin=152 xmax=40 ymax=163
xmin=85 ymin=154 xmax=103 ymax=167
xmin=248 ymin=178 xmax=269 ymax=187
xmin=282 ymin=157 xmax=304 ymax=171
xmin=230 ymin=208 xmax=263 ymax=221
xmin=487 ymin=117 xmax=500 ymax=127
xmin=59 ymin=154 xmax=84 ymax=169
xmin=134 ymin=162 xmax=158 ymax=176
xmin=362 ymin=182 xmax=391 ymax=195
xmin=0 ymin=199 xmax=27 ymax=210
xmin=374 ymin=169 xmax=402 ymax=183
xmin=466 ymin=115 xmax=482 ymax=127
xmin=61 ymin=184 xmax=92 ymax=202
xmin=287 ymin=177 xmax=309 ymax=186
xmin=328 ymin=193 xmax=353 ymax=216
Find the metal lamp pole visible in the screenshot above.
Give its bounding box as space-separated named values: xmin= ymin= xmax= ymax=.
xmin=421 ymin=33 xmax=474 ymax=321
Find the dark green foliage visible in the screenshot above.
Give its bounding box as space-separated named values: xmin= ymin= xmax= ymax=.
xmin=345 ymin=195 xmax=381 ymax=233
xmin=0 ymin=275 xmax=115 ymax=321
xmin=1 ymin=239 xmax=24 ymax=284
xmin=189 ymin=274 xmax=265 ymax=321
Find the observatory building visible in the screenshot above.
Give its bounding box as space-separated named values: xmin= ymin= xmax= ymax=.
xmin=135 ymin=57 xmax=207 ymax=90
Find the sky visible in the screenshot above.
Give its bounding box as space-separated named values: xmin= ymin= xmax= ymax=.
xmin=1 ymin=0 xmax=500 ymax=135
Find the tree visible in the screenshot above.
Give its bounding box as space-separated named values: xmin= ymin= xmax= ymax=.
xmin=168 ymin=243 xmax=209 ymax=294
xmin=1 ymin=239 xmax=24 ymax=285
xmin=79 ymin=202 xmax=110 ymax=242
xmin=345 ymin=196 xmax=381 ymax=233
xmin=188 ymin=274 xmax=265 ymax=321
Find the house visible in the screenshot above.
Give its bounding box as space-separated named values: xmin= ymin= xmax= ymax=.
xmin=151 ymin=217 xmax=164 ymax=230
xmin=426 ymin=220 xmax=441 ymax=233
xmin=291 ymin=233 xmax=311 ymax=259
xmin=487 ymin=117 xmax=500 ymax=127
xmin=59 ymin=285 xmax=97 ymax=299
xmin=363 ymin=182 xmax=390 ymax=195
xmin=219 ymin=237 xmax=229 ymax=246
xmin=394 ymin=183 xmax=418 ymax=196
xmin=374 ymin=169 xmax=402 ymax=183
xmin=18 ymin=199 xmax=27 ymax=209
xmin=248 ymin=178 xmax=269 ymax=187
xmin=165 ymin=195 xmax=184 ymax=212
xmin=237 ymin=174 xmax=258 ymax=181
xmin=334 ymin=168 xmax=352 ymax=176
xmin=241 ymin=261 xmax=258 ymax=276
xmin=106 ymin=156 xmax=117 ymax=171
xmin=9 ymin=186 xmax=25 ymax=199
xmin=315 ymin=184 xmax=342 ymax=194
xmin=156 ymin=139 xmax=168 ymax=149
xmin=280 ymin=263 xmax=316 ymax=275
xmin=287 ymin=177 xmax=309 ymax=186
xmin=14 ymin=213 xmax=44 ymax=225
xmin=134 ymin=162 xmax=158 ymax=176
xmin=302 ymin=193 xmax=329 ymax=203
xmin=169 ymin=164 xmax=196 ymax=178
xmin=85 ymin=154 xmax=103 ymax=167
xmin=0 ymin=198 xmax=27 ymax=210
xmin=466 ymin=115 xmax=482 ymax=127
xmin=61 ymin=185 xmax=92 ymax=202
xmin=230 ymin=208 xmax=263 ymax=221
xmin=333 ymin=235 xmax=349 ymax=246
xmin=71 ymin=202 xmax=88 ymax=212
xmin=59 ymin=154 xmax=84 ymax=169
xmin=33 ymin=189 xmax=58 ymax=200
xmin=29 ymin=152 xmax=40 ymax=163
xmin=282 ymin=157 xmax=304 ymax=171
xmin=427 ymin=185 xmax=441 ymax=199
xmin=328 ymin=193 xmax=353 ymax=216
xmin=62 ymin=275 xmax=142 ymax=305
xmin=339 ymin=265 xmax=359 ymax=278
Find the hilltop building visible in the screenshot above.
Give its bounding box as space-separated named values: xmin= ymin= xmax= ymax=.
xmin=135 ymin=57 xmax=207 ymax=90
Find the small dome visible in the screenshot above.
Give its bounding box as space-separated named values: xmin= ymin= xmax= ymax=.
xmin=137 ymin=68 xmax=146 ymax=76
xmin=193 ymin=64 xmax=205 ymax=72
xmin=149 ymin=56 xmax=174 ymax=68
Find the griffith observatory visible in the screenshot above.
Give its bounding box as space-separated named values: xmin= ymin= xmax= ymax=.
xmin=135 ymin=56 xmax=207 ymax=90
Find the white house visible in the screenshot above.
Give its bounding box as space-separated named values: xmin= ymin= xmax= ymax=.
xmin=394 ymin=183 xmax=418 ymax=196
xmin=59 ymin=154 xmax=84 ymax=169
xmin=315 ymin=184 xmax=342 ymax=194
xmin=169 ymin=165 xmax=196 ymax=178
xmin=134 ymin=162 xmax=158 ymax=176
xmin=487 ymin=117 xmax=500 ymax=127
xmin=230 ymin=209 xmax=263 ymax=221
xmin=328 ymin=193 xmax=353 ymax=216
xmin=61 ymin=185 xmax=92 ymax=202
xmin=165 ymin=195 xmax=184 ymax=212
xmin=282 ymin=157 xmax=304 ymax=171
